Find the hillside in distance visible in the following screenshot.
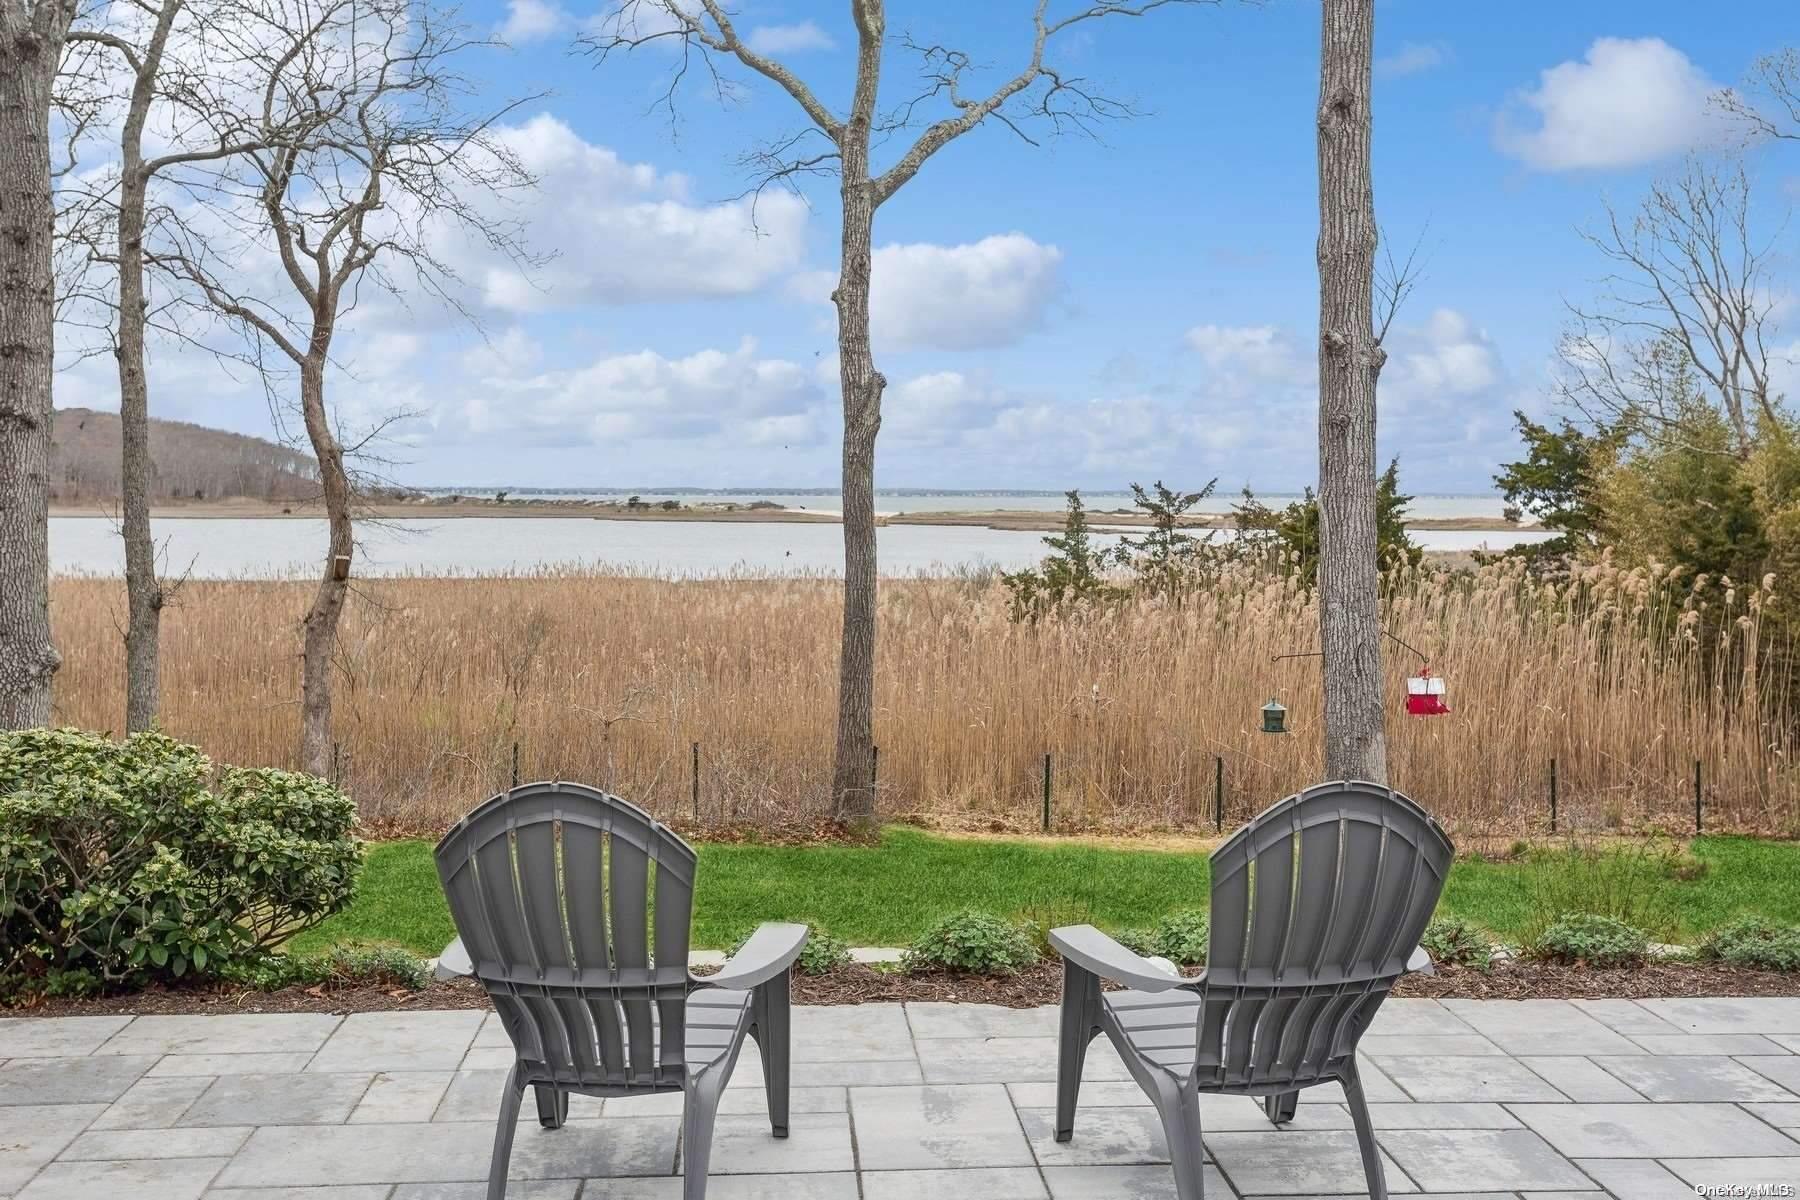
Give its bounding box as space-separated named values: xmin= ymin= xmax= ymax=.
xmin=51 ymin=407 xmax=318 ymax=503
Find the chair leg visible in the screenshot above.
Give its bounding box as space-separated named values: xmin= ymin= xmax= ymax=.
xmin=1264 ymin=1090 xmax=1299 ymax=1125
xmin=1341 ymin=1064 xmax=1388 ymax=1200
xmin=487 ymin=1064 xmax=526 ymax=1200
xmin=533 ymin=1084 xmax=568 ymax=1129
xmin=1150 ymin=1075 xmax=1207 ymax=1200
xmin=749 ymin=974 xmax=792 ymax=1137
xmin=681 ymin=1078 xmax=724 ymax=1200
xmin=1055 ymin=961 xmax=1104 ymax=1143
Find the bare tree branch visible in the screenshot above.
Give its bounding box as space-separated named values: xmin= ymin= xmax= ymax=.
xmin=1555 ymin=158 xmax=1781 ymax=457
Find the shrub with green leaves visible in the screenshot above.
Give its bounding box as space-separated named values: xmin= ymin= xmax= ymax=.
xmin=1699 ymin=916 xmax=1800 ymax=972
xmin=1421 ymin=915 xmax=1497 ymax=969
xmin=0 ymin=728 xmax=361 ymax=991
xmin=798 ymin=930 xmax=853 ymax=975
xmin=1015 ymin=900 xmax=1098 ymax=960
xmin=1144 ymin=909 xmax=1210 ymax=966
xmin=732 ymin=925 xmax=852 ymax=975
xmin=1534 ymin=913 xmax=1649 ymax=968
xmin=904 ymin=910 xmax=1038 ymax=975
xmin=220 ymin=946 xmax=431 ymax=992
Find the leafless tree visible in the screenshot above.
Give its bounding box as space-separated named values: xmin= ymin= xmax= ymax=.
xmin=1316 ymin=0 xmax=1386 ymax=783
xmin=0 ymin=0 xmax=83 ymax=728
xmin=63 ymin=0 xmax=318 ymax=732
xmin=165 ymin=0 xmax=535 ymax=776
xmin=1557 ymin=159 xmax=1780 ymax=458
xmin=1716 ymin=47 xmax=1800 ymax=143
xmin=588 ymin=0 xmax=1217 ymax=826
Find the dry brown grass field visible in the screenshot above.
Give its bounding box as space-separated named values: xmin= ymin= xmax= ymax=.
xmin=47 ymin=556 xmax=1800 ymax=836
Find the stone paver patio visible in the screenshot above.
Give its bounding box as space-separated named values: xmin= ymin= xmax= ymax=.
xmin=3 ymin=997 xmax=1800 ymax=1198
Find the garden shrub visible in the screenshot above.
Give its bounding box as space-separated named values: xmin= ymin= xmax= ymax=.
xmin=218 ymin=946 xmax=430 ymax=992
xmin=904 ymin=910 xmax=1038 ymax=975
xmin=1521 ymin=837 xmax=1681 ymax=946
xmin=1535 ymin=913 xmax=1649 ymax=968
xmin=731 ymin=925 xmax=852 ymax=975
xmin=1699 ymin=916 xmax=1800 ymax=972
xmin=0 ymin=728 xmax=361 ymax=991
xmin=1015 ymin=900 xmax=1098 ymax=960
xmin=798 ymin=929 xmax=853 ymax=975
xmin=1421 ymin=915 xmax=1497 ymax=969
xmin=1145 ymin=909 xmax=1210 ymax=966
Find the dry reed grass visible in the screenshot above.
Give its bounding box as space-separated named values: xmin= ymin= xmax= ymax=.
xmin=45 ymin=556 xmax=1800 ymax=836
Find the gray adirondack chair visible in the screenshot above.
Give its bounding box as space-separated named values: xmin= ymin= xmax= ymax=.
xmin=433 ymin=781 xmax=807 ymax=1200
xmin=1049 ymin=780 xmax=1452 ymax=1200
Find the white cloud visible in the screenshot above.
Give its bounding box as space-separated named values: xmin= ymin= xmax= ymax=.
xmin=459 ymin=327 xmax=543 ymax=378
xmin=1185 ymin=324 xmax=1310 ymax=386
xmin=499 ymin=0 xmax=570 ymax=43
xmin=1377 ymin=42 xmax=1449 ymax=78
xmin=796 ymin=233 xmax=1063 ymax=351
xmin=446 ymin=337 xmax=826 ymax=446
xmin=1388 ymin=308 xmax=1501 ymax=401
xmin=747 ymin=20 xmax=834 ymax=54
xmin=465 ymin=114 xmax=809 ymax=310
xmin=1495 ymin=37 xmax=1722 ymax=171
xmin=884 ymin=371 xmax=1010 ymax=445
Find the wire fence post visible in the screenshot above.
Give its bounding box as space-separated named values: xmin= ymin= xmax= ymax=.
xmin=691 ymin=741 xmax=700 ymax=823
xmin=511 ymin=742 xmax=519 ymax=789
xmin=1549 ymin=757 xmax=1557 ymax=834
xmin=331 ymin=741 xmax=340 ymax=786
xmin=1042 ymin=753 xmax=1052 ymax=833
xmin=1214 ymin=755 xmax=1224 ymax=832
xmin=1694 ymin=758 xmax=1703 ymax=834
xmin=871 ymin=744 xmax=879 ymax=794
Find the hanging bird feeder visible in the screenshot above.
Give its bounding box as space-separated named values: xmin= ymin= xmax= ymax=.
xmin=1405 ymin=668 xmax=1450 ymax=717
xmin=1261 ymin=697 xmax=1289 ymax=735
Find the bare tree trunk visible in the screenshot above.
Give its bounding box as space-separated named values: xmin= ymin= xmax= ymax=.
xmin=116 ymin=1 xmax=182 ymax=733
xmin=0 ymin=24 xmax=64 ymax=729
xmin=829 ymin=185 xmax=882 ymax=823
xmin=297 ymin=350 xmax=349 ymax=777
xmin=1315 ymin=0 xmax=1387 ymax=784
xmin=827 ymin=0 xmax=884 ymax=827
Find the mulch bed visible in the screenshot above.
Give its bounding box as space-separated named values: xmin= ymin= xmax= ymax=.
xmin=8 ymin=959 xmax=1797 ymax=1018
xmin=1390 ymin=959 xmax=1800 ymax=1000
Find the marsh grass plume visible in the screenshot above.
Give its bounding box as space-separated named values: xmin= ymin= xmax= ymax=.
xmin=47 ymin=555 xmax=1800 ymax=835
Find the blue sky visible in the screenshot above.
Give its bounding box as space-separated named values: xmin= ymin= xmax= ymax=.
xmin=61 ymin=0 xmax=1800 ymax=493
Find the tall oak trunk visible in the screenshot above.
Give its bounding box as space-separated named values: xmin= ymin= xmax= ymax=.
xmin=297 ymin=349 xmax=350 ymax=777
xmin=1315 ymin=0 xmax=1387 ymax=784
xmin=0 ymin=24 xmax=64 ymax=728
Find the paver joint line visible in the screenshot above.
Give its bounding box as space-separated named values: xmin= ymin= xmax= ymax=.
xmin=6 ymin=999 xmax=1800 ymax=1198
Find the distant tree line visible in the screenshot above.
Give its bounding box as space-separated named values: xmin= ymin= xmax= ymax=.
xmin=49 ymin=408 xmax=318 ymax=503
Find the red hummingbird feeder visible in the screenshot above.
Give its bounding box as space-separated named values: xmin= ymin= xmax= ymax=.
xmin=1405 ymin=668 xmax=1450 ymax=717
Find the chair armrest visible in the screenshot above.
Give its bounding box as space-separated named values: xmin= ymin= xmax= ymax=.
xmin=435 ymin=936 xmax=473 ymax=982
xmin=1049 ymin=925 xmax=1189 ymax=993
xmin=1407 ymin=944 xmax=1435 ymax=975
xmin=698 ymin=923 xmax=808 ymax=991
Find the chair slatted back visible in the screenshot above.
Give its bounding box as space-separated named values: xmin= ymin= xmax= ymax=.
xmin=1195 ymin=780 xmax=1452 ymax=1091
xmin=435 ymin=781 xmax=698 ymax=1092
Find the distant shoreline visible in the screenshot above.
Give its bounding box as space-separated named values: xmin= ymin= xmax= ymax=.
xmin=47 ymin=495 xmax=1531 ymax=533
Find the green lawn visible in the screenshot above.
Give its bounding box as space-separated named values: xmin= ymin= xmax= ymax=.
xmin=289 ymin=829 xmax=1800 ymax=957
